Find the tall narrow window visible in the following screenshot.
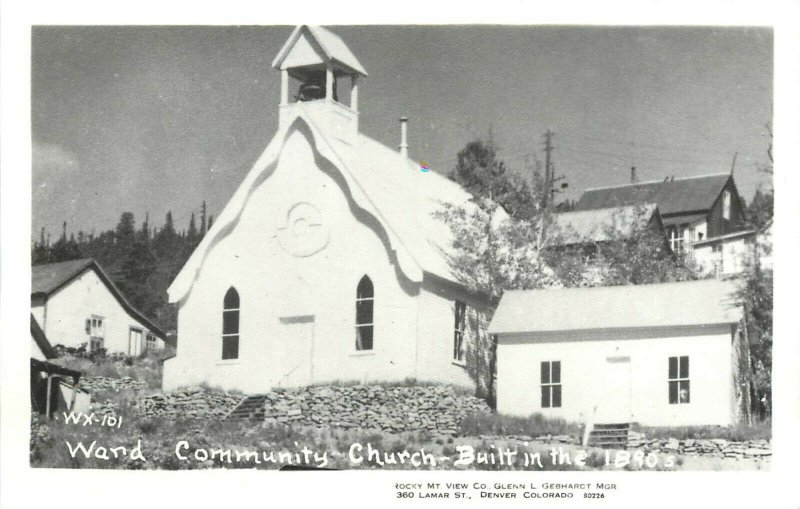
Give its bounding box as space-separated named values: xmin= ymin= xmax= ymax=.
xmin=222 ymin=287 xmax=240 ymax=360
xmin=87 ymin=315 xmax=105 ymax=352
xmin=668 ymin=225 xmax=685 ymax=252
xmin=722 ymin=190 xmax=731 ymax=220
xmin=541 ymin=361 xmax=562 ymax=408
xmin=668 ymin=356 xmax=690 ymax=404
xmin=453 ymin=301 xmax=467 ymax=363
xmin=355 ymin=276 xmax=374 ymax=351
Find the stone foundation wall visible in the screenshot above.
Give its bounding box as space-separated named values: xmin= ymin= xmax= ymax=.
xmin=249 ymin=385 xmax=491 ymax=434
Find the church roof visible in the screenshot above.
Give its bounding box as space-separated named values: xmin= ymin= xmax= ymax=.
xmin=488 ymin=278 xmax=742 ymax=335
xmin=168 ymin=107 xmax=488 ymax=303
xmin=272 ymin=25 xmax=368 ymax=76
xmin=574 ymin=173 xmax=732 ymax=216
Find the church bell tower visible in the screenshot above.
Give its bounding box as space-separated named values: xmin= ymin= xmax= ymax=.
xmin=272 ymin=26 xmax=368 ymax=141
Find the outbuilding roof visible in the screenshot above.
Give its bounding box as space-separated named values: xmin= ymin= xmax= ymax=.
xmin=488 ymin=279 xmax=742 ymax=335
xmin=548 ymin=203 xmax=660 ymax=246
xmin=32 ymin=259 xmax=166 ymax=339
xmin=574 ymin=173 xmax=732 ymax=216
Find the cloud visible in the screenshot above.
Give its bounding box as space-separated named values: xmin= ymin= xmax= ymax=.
xmin=33 ymin=141 xmax=80 ymax=176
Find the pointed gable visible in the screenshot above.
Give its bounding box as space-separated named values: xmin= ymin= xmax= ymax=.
xmin=272 ymin=25 xmax=367 ymax=76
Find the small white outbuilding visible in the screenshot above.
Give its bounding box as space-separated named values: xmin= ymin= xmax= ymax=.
xmin=489 ymin=279 xmax=752 ymax=427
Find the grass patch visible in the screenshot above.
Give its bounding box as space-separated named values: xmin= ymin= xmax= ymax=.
xmin=459 ymin=411 xmax=581 ymax=438
xmin=633 ymin=421 xmax=771 ymax=442
xmin=53 ymin=352 xmax=164 ymax=389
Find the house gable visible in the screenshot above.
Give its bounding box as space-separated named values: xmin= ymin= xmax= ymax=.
xmin=32 ymin=260 xmax=165 ymax=339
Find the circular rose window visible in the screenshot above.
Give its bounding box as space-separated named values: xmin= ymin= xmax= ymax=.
xmin=276 ymin=202 xmax=330 ymax=257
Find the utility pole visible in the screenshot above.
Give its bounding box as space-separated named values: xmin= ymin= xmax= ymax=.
xmin=543 ymin=129 xmax=553 ymax=209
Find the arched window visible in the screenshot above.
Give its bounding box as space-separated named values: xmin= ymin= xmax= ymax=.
xmin=222 ymin=287 xmax=240 ymax=360
xmin=355 ymin=276 xmax=374 ymax=351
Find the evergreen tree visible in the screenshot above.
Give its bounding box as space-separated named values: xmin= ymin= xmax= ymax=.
xmin=138 ymin=212 xmax=151 ymax=243
xmin=200 ymin=201 xmax=207 ymax=238
xmin=187 ymin=212 xmax=198 ymax=242
xmin=114 ymin=212 xmax=136 ymax=256
xmin=118 ymin=238 xmax=158 ymax=316
xmin=32 ymin=227 xmax=49 ymax=264
xmin=154 ymin=211 xmax=178 ymax=259
xmin=48 ymin=222 xmax=82 ymax=262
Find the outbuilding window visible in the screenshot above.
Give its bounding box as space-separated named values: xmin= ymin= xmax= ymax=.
xmin=453 ymin=301 xmax=467 ymax=363
xmin=541 ymin=361 xmax=562 ymax=408
xmin=668 ymin=356 xmax=690 ymax=404
xmin=222 ymin=287 xmax=240 ymax=360
xmin=355 ymin=276 xmax=374 ymax=351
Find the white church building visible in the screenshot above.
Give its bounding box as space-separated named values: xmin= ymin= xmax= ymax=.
xmin=162 ymin=26 xmax=490 ymax=393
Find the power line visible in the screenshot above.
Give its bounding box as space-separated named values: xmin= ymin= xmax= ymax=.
xmin=557 ymin=142 xmax=724 ymax=166
xmin=557 ymin=132 xmax=718 ymax=155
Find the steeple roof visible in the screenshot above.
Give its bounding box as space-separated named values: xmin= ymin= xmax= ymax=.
xmin=272 ymin=25 xmax=367 ymax=76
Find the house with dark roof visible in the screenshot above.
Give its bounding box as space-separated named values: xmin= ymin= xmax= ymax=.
xmin=162 ymin=26 xmax=492 ymax=393
xmin=574 ymin=173 xmax=758 ymax=276
xmin=31 ymin=314 xmax=91 ymax=417
xmin=575 ymin=173 xmax=748 ymax=251
xmin=489 ymin=279 xmax=752 ymax=427
xmin=32 ymin=258 xmax=166 ymax=355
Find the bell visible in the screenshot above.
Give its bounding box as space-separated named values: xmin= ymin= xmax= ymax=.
xmin=296 ymin=70 xmax=338 ymax=102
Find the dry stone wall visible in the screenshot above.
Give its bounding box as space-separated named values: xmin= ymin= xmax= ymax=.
xmin=246 ymin=385 xmax=492 ymax=434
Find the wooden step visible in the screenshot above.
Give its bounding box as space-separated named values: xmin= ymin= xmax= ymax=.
xmin=587 ymin=422 xmax=631 ymax=449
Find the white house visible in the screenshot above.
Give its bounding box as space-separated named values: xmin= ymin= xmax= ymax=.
xmin=489 ymin=279 xmax=751 ymax=427
xmin=162 ymin=26 xmax=489 ymax=393
xmin=691 ymin=229 xmax=758 ymax=277
xmin=31 ymin=258 xmax=167 ymax=355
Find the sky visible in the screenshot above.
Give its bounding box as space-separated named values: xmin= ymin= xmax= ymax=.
xmin=31 ymin=25 xmax=773 ymax=239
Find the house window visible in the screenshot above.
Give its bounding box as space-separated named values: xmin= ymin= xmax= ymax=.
xmin=86 ymin=316 xmax=105 ymax=352
xmin=355 ymin=276 xmax=374 ymax=351
xmin=541 ymin=361 xmax=562 ymax=408
xmin=668 ymin=225 xmax=685 ymax=252
xmin=222 ymin=287 xmax=240 ymax=360
xmin=453 ymin=301 xmax=467 ymax=363
xmin=668 ymin=356 xmax=690 ymax=404
xmin=722 ymin=190 xmax=731 ymax=220
xmin=145 ymin=333 xmax=157 ymax=351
